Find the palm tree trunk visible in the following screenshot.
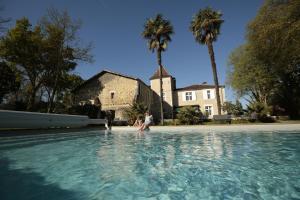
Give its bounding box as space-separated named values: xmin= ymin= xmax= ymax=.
xmin=207 ymin=41 xmax=221 ymax=115
xmin=157 ymin=49 xmax=164 ymax=125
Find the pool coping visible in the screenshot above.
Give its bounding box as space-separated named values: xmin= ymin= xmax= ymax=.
xmin=111 ymin=123 xmax=300 ymax=132
xmin=0 ymin=126 xmax=106 ymax=136
xmin=1 ymin=123 xmax=299 ymax=136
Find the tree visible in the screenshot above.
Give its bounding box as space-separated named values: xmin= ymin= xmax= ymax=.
xmin=40 ymin=8 xmax=93 ymax=113
xmin=0 ymin=18 xmax=45 ymax=110
xmin=142 ymin=14 xmax=174 ymax=125
xmin=222 ymin=100 xmax=244 ymax=116
xmin=227 ymin=44 xmax=275 ymax=105
xmin=0 ymin=61 xmax=20 ymax=103
xmin=190 ymin=7 xmax=224 ymax=115
xmin=227 ymin=0 xmax=300 ymax=118
xmin=57 ymin=74 xmax=84 ymax=109
xmin=177 ymin=106 xmax=203 ymax=125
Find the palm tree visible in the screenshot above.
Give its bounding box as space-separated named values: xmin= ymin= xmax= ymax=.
xmin=190 ymin=7 xmax=224 ymax=115
xmin=142 ymin=14 xmax=174 ymax=125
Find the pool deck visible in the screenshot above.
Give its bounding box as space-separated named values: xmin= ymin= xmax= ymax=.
xmin=1 ymin=123 xmax=299 ymax=136
xmin=112 ymin=123 xmax=300 ymax=132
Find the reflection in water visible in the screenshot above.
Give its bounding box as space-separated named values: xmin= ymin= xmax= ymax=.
xmin=1 ymin=130 xmax=300 ymax=199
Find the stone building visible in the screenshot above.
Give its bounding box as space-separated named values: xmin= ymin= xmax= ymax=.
xmin=73 ymin=70 xmax=155 ymax=120
xmin=150 ymin=66 xmax=226 ymax=118
xmin=73 ymin=66 xmax=225 ymax=120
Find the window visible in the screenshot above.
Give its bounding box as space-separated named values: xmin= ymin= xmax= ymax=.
xmin=185 ymin=92 xmax=192 ymax=101
xmin=110 ymin=91 xmax=115 ymax=99
xmin=205 ymin=106 xmax=212 ymax=116
xmin=207 ymin=90 xmax=211 ymax=99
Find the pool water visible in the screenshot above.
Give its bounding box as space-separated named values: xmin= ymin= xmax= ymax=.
xmin=0 ymin=129 xmax=300 ymax=200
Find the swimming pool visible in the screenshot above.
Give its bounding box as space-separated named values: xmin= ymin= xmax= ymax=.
xmin=0 ymin=128 xmax=300 ymax=199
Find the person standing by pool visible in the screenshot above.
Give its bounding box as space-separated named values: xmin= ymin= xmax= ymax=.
xmin=138 ymin=112 xmax=153 ymax=131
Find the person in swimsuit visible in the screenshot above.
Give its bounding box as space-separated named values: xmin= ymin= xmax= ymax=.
xmin=138 ymin=112 xmax=153 ymax=131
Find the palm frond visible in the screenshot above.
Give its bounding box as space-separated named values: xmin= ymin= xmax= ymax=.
xmin=142 ymin=14 xmax=174 ymax=52
xmin=190 ymin=7 xmax=224 ymax=44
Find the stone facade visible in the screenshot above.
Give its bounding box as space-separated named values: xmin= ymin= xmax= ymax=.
xmin=73 ymin=67 xmax=226 ymax=121
xmin=73 ymin=71 xmax=153 ymax=120
xmin=150 ymin=77 xmax=175 ymax=119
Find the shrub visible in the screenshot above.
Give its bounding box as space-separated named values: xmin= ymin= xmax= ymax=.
xmin=124 ymin=102 xmax=148 ymax=125
xmin=177 ymin=106 xmax=203 ymax=125
xmin=163 ymin=119 xmax=180 ymax=126
xmin=247 ymin=102 xmax=275 ymax=122
xmin=222 ymin=100 xmax=244 ymax=116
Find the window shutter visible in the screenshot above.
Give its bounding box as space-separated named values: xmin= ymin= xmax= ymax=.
xmin=203 ymin=90 xmax=207 ymax=100
xmin=182 ymin=92 xmax=186 ymax=101
xmin=192 ymin=91 xmax=196 ymax=100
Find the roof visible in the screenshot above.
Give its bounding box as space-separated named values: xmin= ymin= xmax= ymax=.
xmin=176 ymin=84 xmax=225 ymax=91
xmin=72 ymin=69 xmax=150 ymax=92
xmin=150 ymin=66 xmax=172 ymax=80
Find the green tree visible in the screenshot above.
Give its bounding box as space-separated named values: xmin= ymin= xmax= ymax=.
xmin=0 ymin=18 xmax=44 ymax=110
xmin=177 ymin=106 xmax=203 ymax=125
xmin=222 ymin=100 xmax=244 ymax=116
xmin=190 ymin=7 xmax=224 ymax=115
xmin=227 ymin=0 xmax=300 ymax=118
xmin=227 ymin=45 xmax=275 ymax=105
xmin=40 ymin=8 xmax=93 ymax=113
xmin=58 ymin=74 xmax=84 ymax=109
xmin=0 ymin=61 xmax=20 ymax=103
xmin=142 ymin=14 xmax=174 ymax=125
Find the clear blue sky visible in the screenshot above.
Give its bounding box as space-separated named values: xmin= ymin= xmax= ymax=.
xmin=2 ymin=0 xmax=263 ymax=102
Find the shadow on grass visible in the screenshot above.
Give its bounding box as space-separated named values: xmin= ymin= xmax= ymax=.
xmin=0 ymin=158 xmax=84 ymax=200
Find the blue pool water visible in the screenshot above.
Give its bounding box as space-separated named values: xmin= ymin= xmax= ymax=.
xmin=0 ymin=129 xmax=300 ymax=200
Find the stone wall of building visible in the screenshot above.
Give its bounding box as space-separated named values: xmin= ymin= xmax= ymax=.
xmin=73 ymin=73 xmax=139 ymax=120
xmin=150 ymin=77 xmax=174 ymax=119
xmin=73 ymin=70 xmax=227 ymax=121
xmin=73 ymin=77 xmax=102 ymax=105
xmin=135 ymin=82 xmax=161 ymax=122
xmin=98 ymin=73 xmax=138 ymax=119
xmin=136 ymin=82 xmax=152 ymax=110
